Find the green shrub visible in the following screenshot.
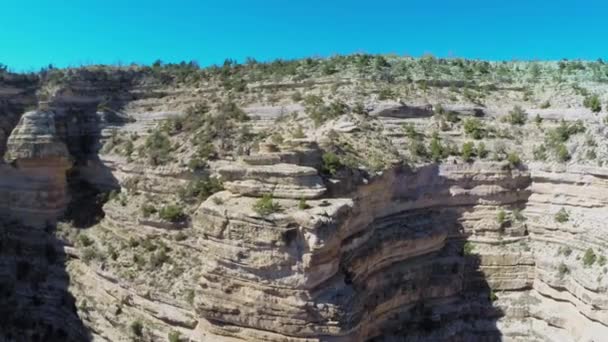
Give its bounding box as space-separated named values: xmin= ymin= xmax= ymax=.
xmin=583 ymin=248 xmax=597 ymax=267
xmin=476 ymin=142 xmax=488 ymax=158
xmin=512 ymin=209 xmax=525 ymax=221
xmin=159 ymin=205 xmax=186 ymax=222
xmin=322 ymin=152 xmax=342 ymax=176
xmin=378 ymin=88 xmax=395 ymax=100
xmin=429 ymin=132 xmax=446 ymax=162
xmin=555 ymin=208 xmax=569 ymax=223
xmin=130 ymin=320 xmax=143 ymax=337
xmin=168 ymin=330 xmax=181 ymax=342
xmin=546 ymin=119 xmax=585 ymax=146
xmin=292 ymin=125 xmax=306 ymax=139
xmin=507 ymin=152 xmax=521 ymax=167
xmin=461 ymin=141 xmax=475 ymax=162
xmin=187 ymin=157 xmax=207 ymax=171
xmin=78 ymin=234 xmax=94 ymax=247
xmin=533 ymin=144 xmax=547 ymax=161
xmin=489 ymin=289 xmax=498 ymax=302
xmin=463 ymin=118 xmax=486 ymax=139
xmin=583 ymin=94 xmax=602 ymax=113
xmin=556 ymin=144 xmax=570 ymax=162
xmin=540 ymin=101 xmax=551 ymax=109
xmin=178 ymin=176 xmax=223 ymax=203
xmin=558 ymin=246 xmax=572 ymax=256
xmin=534 ymin=114 xmax=543 ymax=125
xmin=141 ymin=204 xmax=157 ymax=218
xmin=463 ymin=241 xmax=475 ymax=255
xmin=506 ymin=105 xmax=527 ymax=125
xmin=81 ymin=247 xmax=98 ymax=264
xmin=144 ymin=130 xmax=172 ymax=165
xmin=298 ymin=198 xmax=311 ymax=210
xmin=185 ymin=289 xmax=195 ymax=305
xmin=599 ymin=255 xmax=607 ymax=266
xmin=496 ymin=209 xmax=507 ymax=225
xmin=253 ymin=194 xmax=281 ymax=216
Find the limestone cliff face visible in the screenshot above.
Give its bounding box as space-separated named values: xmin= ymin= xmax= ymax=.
xmin=1 ymin=110 xmax=71 ymax=228
xmin=191 ymin=148 xmax=531 ymax=341
xmin=3 ymin=61 xmax=608 ymax=342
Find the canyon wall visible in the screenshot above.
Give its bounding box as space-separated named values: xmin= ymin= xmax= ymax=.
xmin=1 ymin=64 xmax=608 ymax=341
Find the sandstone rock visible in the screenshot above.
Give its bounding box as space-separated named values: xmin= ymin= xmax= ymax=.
xmin=4 ymin=110 xmax=69 ymax=162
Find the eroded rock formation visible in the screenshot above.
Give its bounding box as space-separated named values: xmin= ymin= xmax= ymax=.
xmin=2 ymin=58 xmax=608 ymax=342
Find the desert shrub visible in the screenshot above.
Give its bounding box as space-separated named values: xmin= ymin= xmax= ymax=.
xmin=556 ymin=144 xmax=570 ymax=162
xmin=489 ymin=289 xmax=498 ymax=302
xmin=292 ymin=125 xmax=306 ymax=138
xmin=141 ymin=204 xmax=157 ymax=218
xmin=253 ymin=194 xmax=281 ymax=216
xmin=168 ymin=331 xmax=181 ymax=342
xmin=81 ymin=247 xmax=99 ymax=264
xmin=78 ymin=234 xmax=94 ymax=247
xmin=291 ymin=91 xmax=303 ymax=102
xmin=144 ymin=130 xmax=172 ymax=165
xmin=496 ymin=209 xmax=507 ymax=225
xmin=185 ymin=289 xmax=195 ymax=305
xmin=409 ymin=139 xmax=428 ymax=159
xmin=506 ymin=105 xmax=527 ymax=125
xmin=218 ymin=100 xmax=249 ymax=122
xmin=130 ymin=320 xmax=143 ymax=337
xmin=583 ymin=94 xmax=602 ymax=113
xmin=584 ymin=248 xmax=597 ymax=267
xmin=546 ymin=119 xmax=585 ymax=146
xmin=558 ymin=263 xmax=570 ymax=278
xmin=378 ymin=88 xmax=395 ymax=100
xmin=159 ymin=205 xmax=186 ymax=222
xmin=321 ymin=152 xmax=342 ymax=176
xmin=507 ymin=152 xmax=521 ymax=167
xmin=555 ymin=208 xmax=569 ymax=223
xmin=534 ymin=114 xmax=543 ymax=125
xmin=304 ymin=96 xmax=348 ymax=126
xmin=476 ymin=142 xmax=488 ymax=158
xmin=178 ymin=176 xmax=223 ymax=203
xmin=463 ymin=118 xmax=486 ymax=139
xmin=461 ymin=141 xmax=475 ymax=162
xmin=403 ymin=123 xmax=421 ymax=139
xmin=429 ymin=132 xmax=446 ymax=162
xmin=512 ymin=209 xmax=525 ymax=221
xmin=463 ymin=242 xmax=475 ymax=255
xmin=540 ymin=100 xmax=551 ymax=109
xmin=533 ymin=144 xmax=548 ymax=161
xmin=150 ymin=249 xmax=170 ymax=268
xmin=558 ymin=246 xmax=572 ymax=256
xmin=298 ymin=198 xmax=311 ymax=210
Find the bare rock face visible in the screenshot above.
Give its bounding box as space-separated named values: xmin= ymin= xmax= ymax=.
xmin=4 ymin=110 xmax=70 ymax=162
xmin=0 ymin=110 xmax=71 ymax=228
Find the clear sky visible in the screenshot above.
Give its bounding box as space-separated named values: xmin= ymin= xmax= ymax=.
xmin=3 ymin=0 xmax=608 ymax=71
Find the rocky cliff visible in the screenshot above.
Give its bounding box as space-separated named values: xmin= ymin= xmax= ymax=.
xmin=1 ymin=56 xmax=608 ymax=341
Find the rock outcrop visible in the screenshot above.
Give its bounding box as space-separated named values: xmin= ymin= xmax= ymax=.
xmin=2 ymin=58 xmax=608 ymax=341
xmin=1 ymin=110 xmax=71 ymax=228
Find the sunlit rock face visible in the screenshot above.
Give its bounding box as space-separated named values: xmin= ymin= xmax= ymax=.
xmin=1 ymin=110 xmax=71 ymax=228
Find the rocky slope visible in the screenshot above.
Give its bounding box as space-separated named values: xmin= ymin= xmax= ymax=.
xmin=1 ymin=56 xmax=608 ymax=341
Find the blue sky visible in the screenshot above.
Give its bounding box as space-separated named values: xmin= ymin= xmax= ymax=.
xmin=2 ymin=0 xmax=608 ymax=71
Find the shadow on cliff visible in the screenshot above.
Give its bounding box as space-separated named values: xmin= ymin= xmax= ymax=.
xmin=330 ymin=161 xmax=532 ymax=341
xmin=0 ymin=219 xmax=92 ymax=342
xmin=3 ymin=100 xmax=126 ymax=341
